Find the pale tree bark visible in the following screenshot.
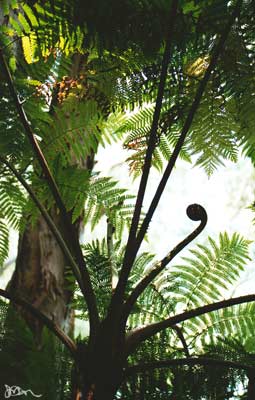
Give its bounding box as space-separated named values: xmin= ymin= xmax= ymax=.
xmin=7 ymin=209 xmax=75 ymax=334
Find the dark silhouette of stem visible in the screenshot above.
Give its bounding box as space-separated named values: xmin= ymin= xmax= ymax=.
xmin=126 ymin=294 xmax=255 ymax=354
xmin=0 ymin=289 xmax=77 ymax=356
xmin=135 ymin=0 xmax=243 ymax=250
xmin=172 ymin=325 xmax=190 ymax=357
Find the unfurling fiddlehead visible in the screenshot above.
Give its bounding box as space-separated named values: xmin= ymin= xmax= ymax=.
xmin=186 ymin=203 xmax=207 ymax=223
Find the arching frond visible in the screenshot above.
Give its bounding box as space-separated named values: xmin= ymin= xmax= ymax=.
xmin=169 ymin=233 xmax=251 ymax=309
xmin=186 ymin=303 xmax=255 ymax=351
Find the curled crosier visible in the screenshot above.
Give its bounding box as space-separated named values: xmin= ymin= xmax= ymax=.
xmin=186 ymin=204 xmax=207 ymax=224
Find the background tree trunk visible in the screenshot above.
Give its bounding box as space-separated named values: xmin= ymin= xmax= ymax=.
xmin=0 ymin=52 xmax=95 ymax=398
xmin=7 ymin=208 xmax=75 ymax=335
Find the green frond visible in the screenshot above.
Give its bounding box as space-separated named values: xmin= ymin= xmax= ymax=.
xmin=83 ymin=176 xmax=136 ymax=237
xmin=118 ymin=103 xmax=191 ymax=176
xmin=42 ymin=99 xmax=101 ymax=165
xmin=0 ymin=219 xmax=9 ymax=269
xmin=0 ymin=178 xmax=26 ymax=230
xmin=21 ymin=33 xmax=38 ymax=64
xmin=73 ymin=239 xmax=112 ymax=319
xmin=169 ymin=232 xmax=251 ymax=309
xmin=55 ymin=165 xmax=90 ymax=221
xmin=0 ymin=86 xmax=32 ymax=163
xmin=1 ymin=1 xmax=85 ymax=61
xmin=127 ymin=253 xmax=181 ymax=329
xmin=186 ymin=303 xmax=255 ymax=351
xmin=188 ymin=87 xmax=239 ymax=176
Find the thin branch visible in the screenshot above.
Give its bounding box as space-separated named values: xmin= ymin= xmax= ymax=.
xmin=172 ymin=325 xmax=190 ymax=357
xmin=125 ymin=294 xmax=255 ymax=354
xmin=0 ymin=289 xmax=77 ymax=357
xmin=106 ymin=217 xmax=117 ymax=291
xmin=1 ymin=36 xmax=23 ymax=51
xmin=122 ymin=204 xmax=207 ymax=321
xmin=135 ymin=0 xmax=243 ymax=251
xmin=0 ymin=50 xmax=99 ymax=334
xmin=125 ymin=357 xmax=254 ymax=377
xmin=110 ymin=0 xmax=179 ymax=311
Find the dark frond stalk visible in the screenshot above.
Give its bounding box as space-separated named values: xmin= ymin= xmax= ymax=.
xmin=0 ymin=289 xmax=77 ymax=356
xmin=107 ymin=218 xmax=117 ymax=292
xmin=126 ymin=294 xmax=255 ymax=354
xmin=172 ymin=325 xmax=190 ymax=357
xmin=0 ymin=156 xmax=99 ymax=333
xmin=122 ymin=204 xmax=207 ymax=321
xmin=0 ymin=51 xmax=99 ymax=335
xmin=109 ymin=0 xmax=179 ymax=311
xmin=125 ymin=357 xmax=254 ymax=377
xmin=135 ymin=0 xmax=243 ymax=249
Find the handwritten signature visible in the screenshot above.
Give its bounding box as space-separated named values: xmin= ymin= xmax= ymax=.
xmin=4 ymin=385 xmax=42 ymax=398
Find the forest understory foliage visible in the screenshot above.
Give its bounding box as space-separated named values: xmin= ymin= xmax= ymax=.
xmin=0 ymin=0 xmax=255 ymax=399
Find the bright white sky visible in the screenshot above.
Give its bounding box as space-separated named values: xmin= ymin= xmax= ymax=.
xmin=94 ymin=143 xmax=255 ymax=297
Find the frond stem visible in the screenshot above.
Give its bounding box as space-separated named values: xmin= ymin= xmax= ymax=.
xmin=125 ymin=294 xmax=255 ymax=355
xmin=172 ymin=325 xmax=190 ymax=357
